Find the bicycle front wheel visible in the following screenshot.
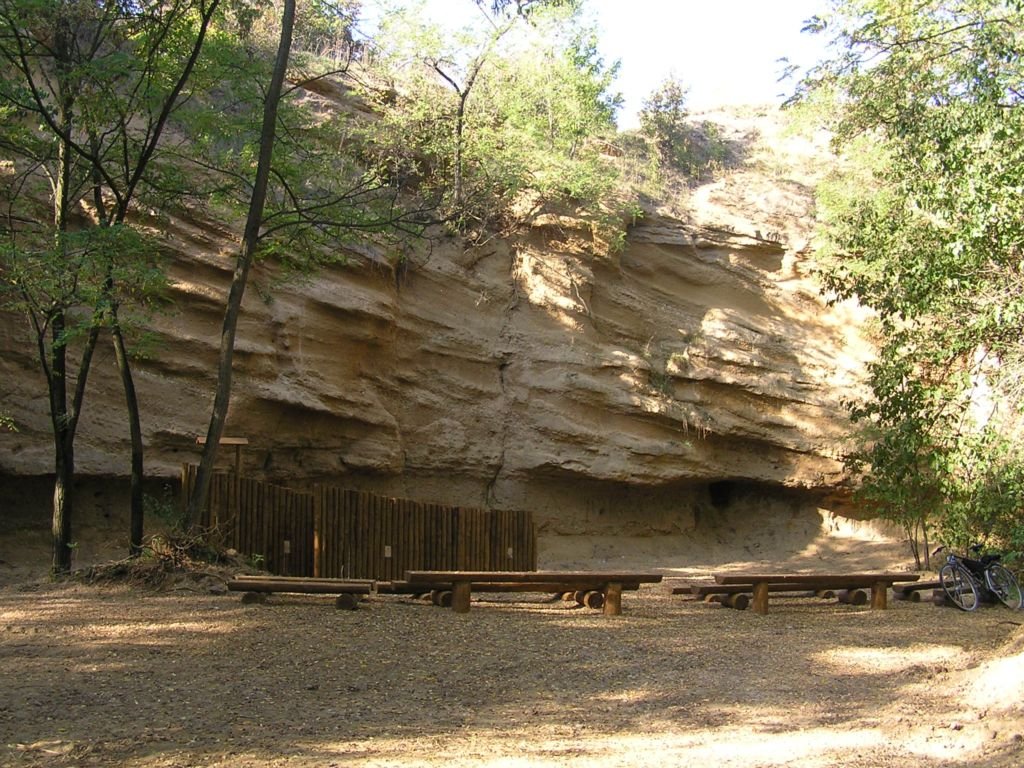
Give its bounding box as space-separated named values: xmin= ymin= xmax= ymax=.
xmin=986 ymin=564 xmax=1023 ymax=610
xmin=940 ymin=563 xmax=980 ymax=611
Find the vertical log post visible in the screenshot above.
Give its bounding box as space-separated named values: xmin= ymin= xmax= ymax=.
xmin=312 ymin=484 xmax=322 ymax=578
xmin=452 ymin=581 xmax=472 ymax=613
xmin=752 ymin=582 xmax=770 ymax=615
xmin=194 ymin=437 xmax=249 ymax=530
xmin=603 ymin=582 xmax=623 ymax=616
xmin=870 ymin=581 xmax=888 ymax=609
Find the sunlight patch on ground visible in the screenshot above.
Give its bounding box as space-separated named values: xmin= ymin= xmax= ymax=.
xmin=812 ymin=644 xmax=962 ymax=676
xmin=968 ymin=648 xmax=1024 ymax=710
xmin=70 ymin=619 xmax=240 ymax=639
xmin=897 ymin=727 xmax=992 ymax=762
xmin=643 ymin=728 xmax=885 ymax=766
xmin=315 ymin=726 xmax=890 ymax=768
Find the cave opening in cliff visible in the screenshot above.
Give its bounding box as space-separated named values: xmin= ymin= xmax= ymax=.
xmin=708 ymin=480 xmax=734 ymax=510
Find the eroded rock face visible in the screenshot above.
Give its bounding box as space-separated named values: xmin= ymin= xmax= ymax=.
xmin=0 ymin=110 xmax=874 ymax=536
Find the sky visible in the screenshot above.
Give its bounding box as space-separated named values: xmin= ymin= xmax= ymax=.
xmin=360 ymin=0 xmax=835 ymax=128
xmin=584 ymin=0 xmax=833 ymax=126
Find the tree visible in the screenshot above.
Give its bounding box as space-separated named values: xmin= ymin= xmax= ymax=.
xmin=636 ymin=75 xmax=729 ymax=182
xmin=367 ymin=0 xmax=621 ymax=236
xmin=185 ymin=0 xmax=298 ymax=527
xmin=1 ymin=0 xmax=221 ymax=571
xmin=476 ymin=0 xmax=576 ymax=15
xmin=638 ymin=76 xmax=690 ymax=159
xmin=431 ymin=12 xmax=517 ymax=211
xmin=183 ymin=1 xmax=429 ymax=525
xmin=798 ymin=0 xmax=1024 ymax=563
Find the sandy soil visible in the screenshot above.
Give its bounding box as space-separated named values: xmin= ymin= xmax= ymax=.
xmin=2 ymin=533 xmax=1023 ymax=768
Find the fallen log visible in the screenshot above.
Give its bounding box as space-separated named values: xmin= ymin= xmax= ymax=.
xmin=685 ymin=585 xmax=837 ymax=609
xmin=838 ymin=589 xmax=868 ymax=606
xmin=895 ymin=580 xmax=940 ymax=600
xmin=703 ymin=593 xmax=750 ymax=610
xmin=335 ymin=593 xmax=360 ymax=611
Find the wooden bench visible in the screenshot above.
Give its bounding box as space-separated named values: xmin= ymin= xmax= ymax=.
xmin=378 ymin=580 xmax=628 ymax=609
xmin=673 ymin=582 xmax=849 ymax=610
xmin=674 ymin=583 xmax=841 ymax=598
xmin=711 ymin=572 xmax=921 ymax=615
xmin=227 ymin=575 xmax=374 ymax=610
xmin=403 ymin=570 xmax=663 ymax=616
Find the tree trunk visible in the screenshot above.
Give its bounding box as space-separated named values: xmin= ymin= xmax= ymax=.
xmin=433 ymin=16 xmax=515 ymax=218
xmin=49 ymin=13 xmax=76 ymax=575
xmin=98 ymin=0 xmax=220 ymax=545
xmin=922 ymin=523 xmax=931 ymax=571
xmin=111 ymin=315 xmax=145 ymax=555
xmin=453 ymin=92 xmax=467 ymax=209
xmin=51 ymin=442 xmax=74 ymax=575
xmin=49 ymin=316 xmax=73 ymax=575
xmin=45 ymin=313 xmax=101 ymax=574
xmin=186 ymin=0 xmax=297 ymax=526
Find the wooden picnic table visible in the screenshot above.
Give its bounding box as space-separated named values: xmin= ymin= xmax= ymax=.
xmin=403 ymin=570 xmax=663 ymax=616
xmin=712 ymin=572 xmax=921 ymax=615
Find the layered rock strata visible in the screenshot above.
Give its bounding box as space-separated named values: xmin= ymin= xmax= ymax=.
xmin=0 ymin=110 xmax=875 ymax=547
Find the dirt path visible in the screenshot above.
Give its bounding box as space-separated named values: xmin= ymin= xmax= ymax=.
xmin=2 ymin=571 xmax=1022 ymax=768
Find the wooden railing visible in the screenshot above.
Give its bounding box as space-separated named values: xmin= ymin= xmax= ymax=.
xmin=181 ymin=465 xmax=536 ymax=578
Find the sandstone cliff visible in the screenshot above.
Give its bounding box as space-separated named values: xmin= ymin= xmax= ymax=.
xmin=0 ymin=107 xmax=878 ymax=553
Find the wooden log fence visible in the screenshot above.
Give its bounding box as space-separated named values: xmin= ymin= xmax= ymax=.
xmin=181 ymin=465 xmax=536 ymax=579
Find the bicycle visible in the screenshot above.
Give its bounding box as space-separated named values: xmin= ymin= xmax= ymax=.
xmin=934 ymin=545 xmax=1023 ymax=612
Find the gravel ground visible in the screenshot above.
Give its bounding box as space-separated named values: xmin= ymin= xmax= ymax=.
xmin=1 ymin=571 xmax=1022 ymax=768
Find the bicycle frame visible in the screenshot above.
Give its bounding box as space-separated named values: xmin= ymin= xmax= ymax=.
xmin=934 ymin=545 xmax=1022 ymax=611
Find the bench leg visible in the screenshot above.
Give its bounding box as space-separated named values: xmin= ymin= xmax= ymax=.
xmin=870 ymin=581 xmax=888 ymax=610
xmin=752 ymin=582 xmax=770 ymax=615
xmin=603 ymin=582 xmax=623 ymax=616
xmin=452 ymin=581 xmax=472 ymax=613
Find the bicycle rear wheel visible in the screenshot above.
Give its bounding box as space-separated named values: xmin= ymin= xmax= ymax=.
xmin=940 ymin=563 xmax=980 ymax=611
xmin=986 ymin=564 xmax=1023 ymax=610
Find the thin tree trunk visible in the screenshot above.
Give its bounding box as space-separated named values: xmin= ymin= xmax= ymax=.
xmin=49 ymin=314 xmax=73 ymax=574
xmin=186 ymin=0 xmax=297 ymax=526
xmin=922 ymin=523 xmax=931 ymax=571
xmin=432 ymin=15 xmax=515 ymax=216
xmin=454 ymin=92 xmax=467 ymax=208
xmin=46 ymin=314 xmax=102 ymax=574
xmin=94 ymin=0 xmax=219 ymax=548
xmin=52 ymin=444 xmax=73 ymax=574
xmin=111 ymin=314 xmax=145 ymax=555
xmin=49 ymin=11 xmax=76 ymax=575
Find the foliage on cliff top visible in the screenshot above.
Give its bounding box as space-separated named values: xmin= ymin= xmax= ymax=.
xmin=356 ymin=0 xmax=627 ymax=245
